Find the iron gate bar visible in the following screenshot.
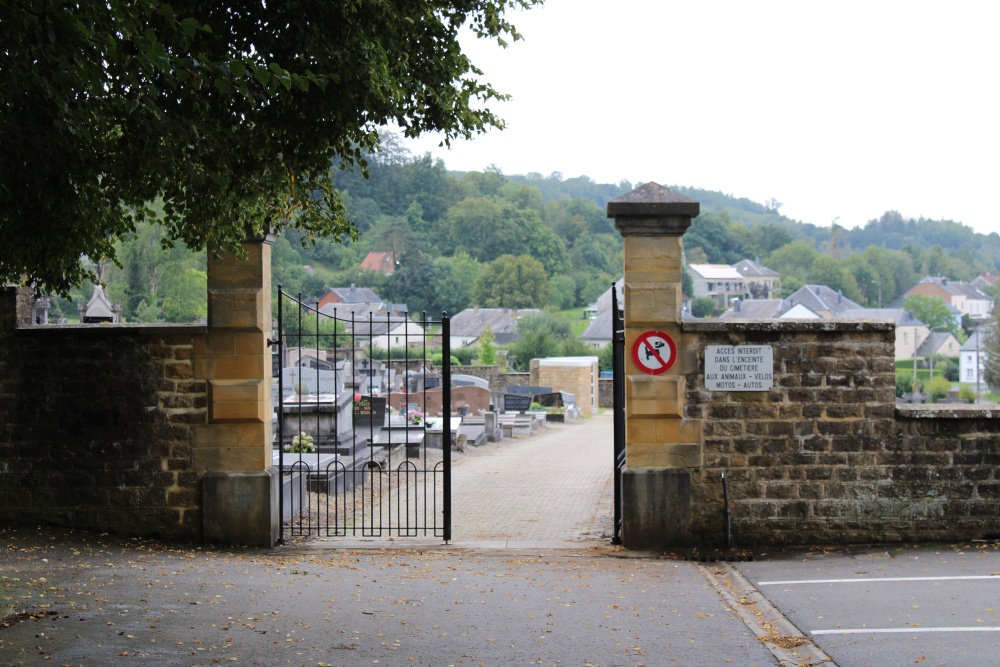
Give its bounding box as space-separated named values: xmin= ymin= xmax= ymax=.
xmin=442 ymin=311 xmax=452 ymax=543
xmin=611 ymin=284 xmax=626 ymax=545
xmin=276 ymin=288 xmax=450 ymax=541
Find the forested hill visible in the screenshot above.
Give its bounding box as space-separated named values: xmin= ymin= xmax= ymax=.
xmin=51 ymin=145 xmax=1000 ymax=324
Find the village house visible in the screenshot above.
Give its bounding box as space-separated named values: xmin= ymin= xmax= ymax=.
xmin=448 ymin=307 xmax=540 ymax=348
xmin=836 ymin=308 xmax=930 ymax=361
xmin=914 ymin=331 xmax=961 ymax=359
xmin=580 ymin=308 xmax=615 ymax=349
xmin=733 ymin=258 xmax=781 ymax=299
xmin=960 ymin=328 xmax=993 ymax=385
xmin=352 ymin=317 xmax=426 ymax=351
xmin=316 ymin=284 xmax=384 ymax=310
xmin=687 ymin=264 xmax=746 ymax=309
xmin=901 ymin=276 xmax=994 ymax=320
xmin=359 ymin=250 xmax=397 ymax=275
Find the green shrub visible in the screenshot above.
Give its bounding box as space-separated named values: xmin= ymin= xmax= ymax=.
xmin=958 ymin=385 xmax=977 ymax=402
xmin=932 ymin=355 xmax=960 ymax=382
xmin=431 ymin=352 xmax=460 ymax=367
xmin=452 ymin=347 xmax=477 ymax=366
xmin=895 ymin=374 xmax=913 ymax=397
xmin=926 ymin=376 xmax=952 ymax=402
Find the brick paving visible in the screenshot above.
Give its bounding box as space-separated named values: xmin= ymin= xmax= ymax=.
xmin=449 ymin=412 xmax=614 ymax=547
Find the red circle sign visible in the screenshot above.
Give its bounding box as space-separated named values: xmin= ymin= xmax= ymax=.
xmin=631 ymin=330 xmax=677 ymax=375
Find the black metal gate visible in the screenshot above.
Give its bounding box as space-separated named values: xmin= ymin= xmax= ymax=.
xmin=611 ymin=285 xmax=626 ymax=545
xmin=274 ymin=288 xmax=451 ymax=542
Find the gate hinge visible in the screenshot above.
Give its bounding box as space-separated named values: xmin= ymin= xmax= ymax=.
xmin=267 ymin=338 xmax=280 ymax=348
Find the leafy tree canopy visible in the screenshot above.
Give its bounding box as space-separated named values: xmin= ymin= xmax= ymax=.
xmin=474 ymin=254 xmax=549 ymax=308
xmin=903 ymin=295 xmax=958 ymax=335
xmin=2 ymin=0 xmax=539 ymax=293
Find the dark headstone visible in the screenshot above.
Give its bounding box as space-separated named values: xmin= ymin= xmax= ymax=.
xmin=507 ymin=384 xmax=552 ymax=396
xmin=534 ymin=392 xmax=564 ymax=408
xmin=503 ymin=394 xmax=534 ymax=413
xmin=353 ymin=396 xmax=386 ymax=431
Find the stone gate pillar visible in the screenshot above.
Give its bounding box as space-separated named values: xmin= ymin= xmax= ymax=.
xmin=195 ymin=236 xmax=279 ymax=546
xmin=608 ymin=183 xmax=700 ymax=549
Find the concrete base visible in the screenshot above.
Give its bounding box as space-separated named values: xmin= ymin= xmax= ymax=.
xmin=203 ymin=468 xmax=280 ymax=546
xmin=622 ymin=467 xmax=691 ymax=550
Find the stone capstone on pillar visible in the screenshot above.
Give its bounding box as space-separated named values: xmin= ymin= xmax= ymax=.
xmin=609 ymin=182 xmax=700 ymax=549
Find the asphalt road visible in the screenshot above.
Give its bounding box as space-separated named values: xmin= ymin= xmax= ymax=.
xmin=734 ymin=542 xmax=1000 ymax=667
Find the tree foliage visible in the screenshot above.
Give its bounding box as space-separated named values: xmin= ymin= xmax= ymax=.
xmin=984 ymin=312 xmax=1000 ymax=391
xmin=474 ymin=255 xmax=549 ymax=308
xmin=903 ymin=295 xmax=958 ymax=335
xmin=1 ymin=0 xmax=539 ymax=293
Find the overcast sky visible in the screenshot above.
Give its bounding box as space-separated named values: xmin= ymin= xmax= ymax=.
xmin=404 ymin=0 xmax=999 ymax=236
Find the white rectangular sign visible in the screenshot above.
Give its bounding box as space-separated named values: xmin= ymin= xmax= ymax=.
xmin=705 ymin=345 xmax=774 ymax=391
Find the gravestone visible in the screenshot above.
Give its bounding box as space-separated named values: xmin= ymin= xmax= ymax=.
xmin=452 ymin=385 xmax=491 ymax=416
xmin=353 ymin=395 xmax=387 ymax=432
xmin=503 ymin=393 xmax=534 ymax=413
xmin=534 ymin=392 xmax=567 ymax=408
xmin=507 ymin=384 xmax=553 ymax=397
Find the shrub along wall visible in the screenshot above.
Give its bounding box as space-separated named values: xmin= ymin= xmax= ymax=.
xmin=0 ymin=288 xmax=207 ymax=538
xmin=682 ymin=319 xmax=1000 ymax=546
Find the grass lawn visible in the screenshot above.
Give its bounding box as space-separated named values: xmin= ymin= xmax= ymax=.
xmin=558 ymin=308 xmax=593 ymax=337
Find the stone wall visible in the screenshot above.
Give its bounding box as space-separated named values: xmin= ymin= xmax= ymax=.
xmin=530 ymin=358 xmax=600 ymax=416
xmin=451 ymin=365 xmax=529 ymax=394
xmin=598 ymin=379 xmax=615 ymax=409
xmin=681 ymin=319 xmax=1000 ymax=545
xmin=0 ymin=288 xmax=207 ymax=538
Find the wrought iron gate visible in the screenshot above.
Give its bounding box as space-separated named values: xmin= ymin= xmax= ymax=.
xmin=274 ymin=288 xmax=451 ymax=542
xmin=611 ymin=285 xmax=626 ymax=545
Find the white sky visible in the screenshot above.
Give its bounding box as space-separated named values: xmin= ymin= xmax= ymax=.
xmin=403 ymin=0 xmax=999 ymax=236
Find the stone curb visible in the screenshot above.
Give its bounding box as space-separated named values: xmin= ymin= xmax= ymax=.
xmin=698 ymin=562 xmax=838 ymax=667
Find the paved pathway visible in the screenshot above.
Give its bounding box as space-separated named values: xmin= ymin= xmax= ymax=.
xmin=325 ymin=412 xmax=615 ymax=549
xmin=450 ymin=412 xmax=614 ymax=547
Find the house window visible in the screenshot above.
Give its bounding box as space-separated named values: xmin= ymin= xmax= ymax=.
xmin=966 ymin=369 xmax=974 ymax=380
xmin=903 ymin=332 xmax=908 ymax=344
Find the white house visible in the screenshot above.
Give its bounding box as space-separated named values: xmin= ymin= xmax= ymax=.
xmin=960 ymin=328 xmax=993 ymax=385
xmin=733 ymin=259 xmax=781 ymax=299
xmin=351 ymin=318 xmax=426 ymax=350
xmin=687 ymin=264 xmax=747 ymax=309
xmin=448 ymin=307 xmax=540 ymax=348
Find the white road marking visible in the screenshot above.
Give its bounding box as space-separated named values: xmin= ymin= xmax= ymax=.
xmin=812 ymin=626 xmax=1000 ymax=636
xmin=757 ymin=575 xmax=1000 ymax=586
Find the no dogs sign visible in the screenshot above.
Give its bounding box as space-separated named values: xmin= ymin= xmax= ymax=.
xmin=631 ymin=330 xmax=677 ymax=375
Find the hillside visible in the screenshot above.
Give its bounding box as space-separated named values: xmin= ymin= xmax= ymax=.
xmin=52 ymin=141 xmax=1000 ymax=324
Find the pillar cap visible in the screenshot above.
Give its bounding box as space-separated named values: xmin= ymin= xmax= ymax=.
xmin=608 ymin=182 xmax=699 ymax=236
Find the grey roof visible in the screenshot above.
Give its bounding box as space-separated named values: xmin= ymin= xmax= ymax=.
xmin=580 ymin=308 xmax=614 ymax=341
xmin=972 ymin=272 xmax=999 ymax=289
xmin=915 ymin=332 xmax=958 ymax=357
xmin=836 ymin=308 xmax=926 ymax=327
xmin=325 ymin=285 xmax=383 ymax=304
xmin=914 ymin=276 xmax=992 ymax=300
xmin=450 ymin=308 xmax=541 ymax=339
xmin=588 ymin=278 xmax=624 ymax=315
xmin=319 ymin=303 xmax=396 ymax=320
xmin=719 ymin=299 xmax=783 ymax=319
xmin=780 ymin=285 xmax=864 ymax=316
xmin=733 ymin=259 xmax=780 ymax=278
xmin=351 ymin=318 xmax=414 ymax=337
xmin=961 ymin=326 xmax=995 ymax=351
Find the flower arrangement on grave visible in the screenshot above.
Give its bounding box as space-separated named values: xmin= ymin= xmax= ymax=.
xmin=407 ymin=410 xmax=424 ymax=426
xmin=285 ymin=431 xmax=315 ymax=453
